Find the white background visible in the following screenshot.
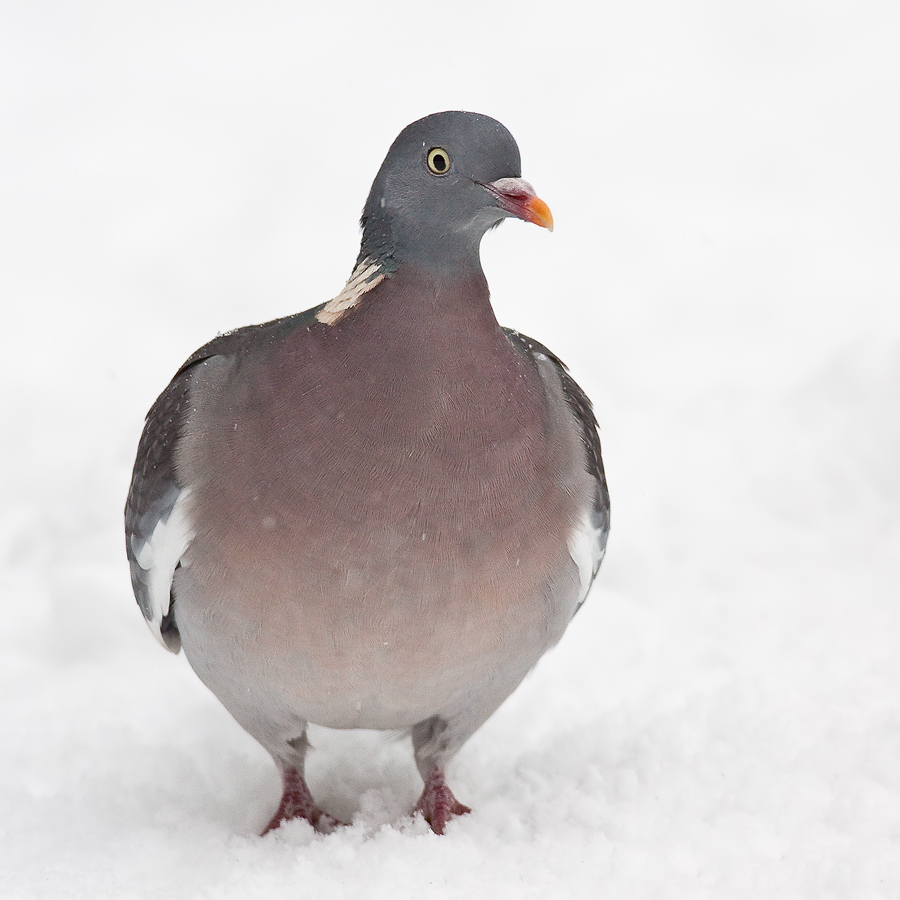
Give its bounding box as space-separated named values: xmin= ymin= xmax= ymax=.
xmin=1 ymin=1 xmax=898 ymax=897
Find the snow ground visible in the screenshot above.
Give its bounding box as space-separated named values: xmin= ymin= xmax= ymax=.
xmin=1 ymin=2 xmax=898 ymax=898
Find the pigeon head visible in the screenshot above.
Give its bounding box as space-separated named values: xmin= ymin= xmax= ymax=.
xmin=358 ymin=111 xmax=553 ymax=276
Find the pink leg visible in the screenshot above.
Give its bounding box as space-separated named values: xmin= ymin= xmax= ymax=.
xmin=414 ymin=768 xmax=471 ymax=835
xmin=261 ymin=767 xmax=346 ymax=835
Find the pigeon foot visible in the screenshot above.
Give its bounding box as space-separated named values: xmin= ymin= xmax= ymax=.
xmin=262 ymin=767 xmax=346 ymax=835
xmin=414 ymin=768 xmax=471 ymax=835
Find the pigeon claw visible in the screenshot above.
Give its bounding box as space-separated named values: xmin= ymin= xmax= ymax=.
xmin=414 ymin=768 xmax=472 ymax=835
xmin=261 ymin=767 xmax=347 ymax=835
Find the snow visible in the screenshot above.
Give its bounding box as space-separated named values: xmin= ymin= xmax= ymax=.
xmin=2 ymin=1 xmax=899 ymax=897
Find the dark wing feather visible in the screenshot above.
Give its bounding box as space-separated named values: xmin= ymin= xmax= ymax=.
xmin=504 ymin=328 xmax=610 ymax=608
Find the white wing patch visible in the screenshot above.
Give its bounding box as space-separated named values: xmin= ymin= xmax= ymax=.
xmin=133 ymin=488 xmax=195 ymax=648
xmin=316 ymin=257 xmax=385 ymax=325
xmin=568 ymin=507 xmax=606 ymax=603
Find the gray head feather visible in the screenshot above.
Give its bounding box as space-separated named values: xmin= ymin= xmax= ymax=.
xmin=358 ymin=111 xmax=524 ymax=276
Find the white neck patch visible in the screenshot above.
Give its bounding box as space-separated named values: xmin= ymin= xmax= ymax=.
xmin=316 ymin=258 xmax=385 ymax=325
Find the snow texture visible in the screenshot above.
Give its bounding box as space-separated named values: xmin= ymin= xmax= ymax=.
xmin=2 ymin=2 xmax=898 ymax=898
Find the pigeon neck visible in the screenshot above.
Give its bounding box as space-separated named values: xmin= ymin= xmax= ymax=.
xmin=340 ymin=263 xmax=502 ymax=348
xmin=316 ymin=244 xmax=496 ymax=330
xmin=357 ymin=210 xmax=486 ymax=281
xmin=316 ymin=221 xmax=486 ymax=326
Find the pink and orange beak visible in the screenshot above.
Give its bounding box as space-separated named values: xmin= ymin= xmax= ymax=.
xmin=482 ymin=177 xmax=554 ymax=232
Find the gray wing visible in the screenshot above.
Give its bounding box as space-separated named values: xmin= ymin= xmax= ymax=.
xmin=504 ymin=328 xmax=610 ymax=611
xmin=124 ymin=364 xmax=195 ymax=652
xmin=124 ymin=307 xmax=322 ymax=652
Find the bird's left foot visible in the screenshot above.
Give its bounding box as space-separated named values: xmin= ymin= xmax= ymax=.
xmin=414 ymin=768 xmax=471 ymax=834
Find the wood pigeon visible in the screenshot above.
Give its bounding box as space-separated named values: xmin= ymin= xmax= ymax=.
xmin=125 ymin=110 xmax=610 ymax=835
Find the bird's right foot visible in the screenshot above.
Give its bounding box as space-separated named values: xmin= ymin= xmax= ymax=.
xmin=261 ymin=767 xmax=346 ymax=835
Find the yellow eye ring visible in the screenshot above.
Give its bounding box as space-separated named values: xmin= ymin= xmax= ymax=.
xmin=426 ymin=147 xmax=451 ymax=176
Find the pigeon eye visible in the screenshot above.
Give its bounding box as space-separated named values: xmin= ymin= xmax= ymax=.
xmin=426 ymin=148 xmax=451 ymax=176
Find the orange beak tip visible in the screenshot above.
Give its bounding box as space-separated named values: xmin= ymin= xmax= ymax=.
xmin=526 ymin=196 xmax=554 ymax=232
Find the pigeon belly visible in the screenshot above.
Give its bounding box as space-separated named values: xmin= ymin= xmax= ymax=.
xmin=171 ymin=282 xmax=589 ymax=736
